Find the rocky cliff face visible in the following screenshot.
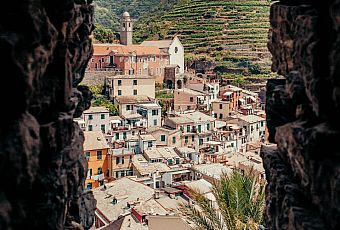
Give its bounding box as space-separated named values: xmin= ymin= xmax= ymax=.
xmin=0 ymin=1 xmax=96 ymax=229
xmin=262 ymin=1 xmax=340 ymax=229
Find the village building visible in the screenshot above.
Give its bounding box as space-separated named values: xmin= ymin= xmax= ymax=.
xmin=114 ymin=95 xmax=154 ymax=117
xmin=164 ymin=111 xmax=215 ymax=150
xmin=175 ymin=147 xmax=202 ymax=164
xmin=219 ymin=85 xmax=243 ymax=111
xmin=147 ymin=126 xmax=182 ymax=147
xmin=135 ymin=103 xmax=162 ymax=128
xmin=173 ymin=88 xmax=208 ymax=112
xmin=141 ymin=36 xmax=185 ymax=75
xmin=211 ymin=99 xmax=231 ymax=120
xmin=111 ymin=148 xmax=134 ymax=179
xmin=106 ymin=75 xmax=156 ymax=100
xmin=83 ymin=131 xmax=110 ymax=189
xmin=82 ymin=106 xmax=110 ymax=133
xmin=238 ymin=114 xmax=266 ymax=143
xmin=143 ymin=147 xmax=182 ymax=166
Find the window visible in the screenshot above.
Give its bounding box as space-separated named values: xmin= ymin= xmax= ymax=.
xmin=133 ymin=89 xmax=137 ymax=95
xmin=220 ymin=104 xmax=223 ymax=109
xmin=231 ymin=143 xmax=234 ymax=147
xmin=88 ymin=115 xmax=93 ymax=120
xmin=85 ymin=152 xmax=90 ymax=159
xmin=180 ymin=126 xmax=184 ymax=132
xmin=192 ymin=136 xmax=195 ymax=141
xmin=175 ymin=47 xmax=178 ymax=53
xmin=101 ymin=114 xmax=105 ymax=119
xmin=118 ymin=90 xmax=122 ymax=96
xmin=261 ymin=121 xmax=264 ymax=127
xmin=161 ymin=135 xmax=166 ymax=142
xmin=153 ymin=119 xmax=157 ymax=126
xmin=187 ymin=125 xmax=191 ymax=133
xmin=116 ymin=157 xmax=120 ymax=165
xmin=219 ymin=114 xmax=223 ymax=119
xmin=152 ymin=110 xmax=158 ymax=116
xmin=207 ymin=137 xmax=210 ymax=142
xmin=97 ymin=151 xmax=102 ymax=160
xmin=256 ymin=124 xmax=259 ymax=130
xmin=123 ymin=132 xmax=127 ymax=139
xmin=148 ymin=141 xmax=153 ymax=148
xmin=150 ymin=68 xmax=153 ymax=76
xmin=101 ymin=124 xmax=105 ymax=132
xmin=98 ymin=167 xmax=102 ymax=174
xmin=88 ymin=125 xmax=93 ymax=131
xmin=138 ymin=68 xmax=142 ymax=75
xmin=122 ymin=157 xmax=124 ymax=164
xmin=198 ymin=125 xmax=202 ymax=133
xmin=88 ymin=169 xmax=92 ymax=177
xmin=185 ymin=136 xmax=188 ymax=144
xmin=126 ymin=105 xmax=131 ymax=111
xmin=199 ymin=138 xmax=203 ymax=145
xmin=187 ymin=106 xmax=191 ymax=110
xmin=190 ymin=97 xmax=193 ymax=102
xmin=172 ymin=136 xmax=176 ymax=144
xmin=115 ymin=171 xmax=119 ymax=178
xmin=207 ymin=124 xmax=210 ymax=131
xmin=86 ymin=183 xmax=92 ymax=190
xmin=115 ymin=133 xmax=119 ymax=140
xmin=133 ymin=80 xmax=137 ymax=85
xmin=214 ymin=113 xmax=217 ymax=118
xmin=118 ymin=80 xmax=122 ymax=86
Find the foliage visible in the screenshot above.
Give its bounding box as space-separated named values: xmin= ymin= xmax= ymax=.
xmin=180 ymin=170 xmax=265 ymax=230
xmin=89 ymin=84 xmax=119 ymax=116
xmin=231 ymin=77 xmax=248 ymax=87
xmin=249 ymin=64 xmax=262 ymax=74
xmin=93 ymin=24 xmax=116 ymax=43
xmin=156 ymin=90 xmax=174 ymax=99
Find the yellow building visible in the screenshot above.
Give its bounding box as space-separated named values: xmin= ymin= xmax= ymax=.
xmin=84 ymin=131 xmax=110 ymax=189
xmin=111 ymin=148 xmax=134 ymax=178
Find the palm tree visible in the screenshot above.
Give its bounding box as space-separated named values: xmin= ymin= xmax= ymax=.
xmin=180 ymin=169 xmax=265 ymax=230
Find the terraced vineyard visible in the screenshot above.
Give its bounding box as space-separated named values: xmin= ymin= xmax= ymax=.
xmin=154 ymin=0 xmax=272 ymax=73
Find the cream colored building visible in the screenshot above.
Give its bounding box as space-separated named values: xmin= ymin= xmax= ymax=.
xmin=212 ymin=99 xmax=231 ymax=120
xmin=106 ymin=75 xmax=156 ymax=100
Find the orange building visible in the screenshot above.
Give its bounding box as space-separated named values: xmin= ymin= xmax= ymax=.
xmin=88 ymin=44 xmax=170 ymax=83
xmin=220 ymin=85 xmax=243 ymax=111
xmin=84 ymin=131 xmax=110 ymax=189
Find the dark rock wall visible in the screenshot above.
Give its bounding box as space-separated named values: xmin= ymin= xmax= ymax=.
xmin=0 ymin=1 xmax=96 ymax=229
xmin=262 ymin=1 xmax=340 ymax=229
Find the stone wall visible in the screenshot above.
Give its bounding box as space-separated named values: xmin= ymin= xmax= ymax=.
xmin=262 ymin=1 xmax=340 ymax=229
xmin=0 ymin=1 xmax=96 ymax=229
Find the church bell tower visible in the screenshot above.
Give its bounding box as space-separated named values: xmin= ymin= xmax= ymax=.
xmin=120 ymin=11 xmax=133 ymax=45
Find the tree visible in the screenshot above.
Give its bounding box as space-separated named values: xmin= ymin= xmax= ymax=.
xmin=89 ymin=84 xmax=119 ymax=116
xmin=180 ymin=170 xmax=265 ymax=230
xmin=93 ymin=24 xmax=116 ymax=43
xmin=249 ymin=64 xmax=262 ymax=74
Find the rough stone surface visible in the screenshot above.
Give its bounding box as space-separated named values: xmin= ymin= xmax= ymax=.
xmin=263 ymin=1 xmax=340 ymax=229
xmin=0 ymin=1 xmax=96 ymax=229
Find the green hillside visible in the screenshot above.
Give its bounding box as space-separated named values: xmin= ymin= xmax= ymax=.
xmin=94 ymin=0 xmax=179 ymax=33
xmin=135 ymin=0 xmax=272 ymax=74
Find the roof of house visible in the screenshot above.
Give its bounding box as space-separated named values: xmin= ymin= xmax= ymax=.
xmin=84 ymin=106 xmax=109 ymax=114
xmin=239 ymin=114 xmax=265 ymax=123
xmin=166 ymin=116 xmax=193 ymax=125
xmin=181 ymin=111 xmax=216 ymax=123
xmin=147 ymin=126 xmax=179 ymax=134
xmin=136 ymin=103 xmax=161 ymax=109
xmin=182 ymin=179 xmax=212 ymax=194
xmin=175 ymin=88 xmax=205 ymax=96
xmin=144 ymin=149 xmax=163 ymax=159
xmin=157 ymin=147 xmax=180 ymax=159
xmin=115 ymin=95 xmax=154 ymax=104
xmin=132 ymin=155 xmax=170 ymax=175
xmin=148 ymin=216 xmax=192 ymax=230
xmin=139 ymin=134 xmax=156 ymax=141
xmin=140 ymin=40 xmax=173 ymax=49
xmin=93 ymin=44 xmax=165 ymax=56
xmin=83 ymin=131 xmax=110 ymax=151
xmin=92 ymin=177 xmax=155 ymax=222
xmin=192 ymin=163 xmax=233 ymax=179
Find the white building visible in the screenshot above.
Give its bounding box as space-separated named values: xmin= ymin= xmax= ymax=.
xmin=141 ymin=36 xmax=185 ymax=74
xmin=82 ymin=106 xmax=110 ymax=133
xmin=139 ymin=134 xmax=157 ymax=153
xmin=238 ymin=114 xmax=266 ymax=143
xmin=136 ymin=103 xmax=162 ymax=128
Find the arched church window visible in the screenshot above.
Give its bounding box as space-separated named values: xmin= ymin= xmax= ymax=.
xmin=175 ymin=47 xmax=178 ymax=53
